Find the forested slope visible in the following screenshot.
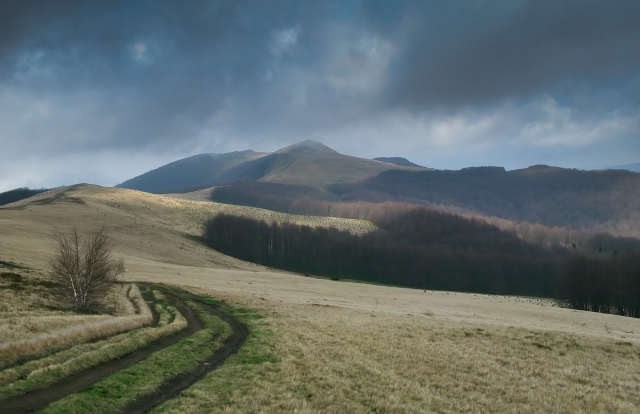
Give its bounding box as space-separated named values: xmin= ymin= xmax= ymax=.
xmin=211 ymin=166 xmax=640 ymax=236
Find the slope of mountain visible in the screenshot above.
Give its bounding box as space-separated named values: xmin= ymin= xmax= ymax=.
xmin=609 ymin=162 xmax=640 ymax=173
xmin=116 ymin=150 xmax=267 ymax=193
xmin=373 ymin=157 xmax=423 ymax=168
xmin=330 ymin=166 xmax=640 ymax=234
xmin=258 ymin=141 xmax=426 ymax=187
xmin=2 ymin=177 xmax=640 ymax=413
xmin=117 ymin=140 xmax=426 ymax=193
xmin=209 ymin=165 xmax=640 ymax=238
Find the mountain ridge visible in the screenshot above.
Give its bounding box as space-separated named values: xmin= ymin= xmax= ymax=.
xmin=117 ymin=140 xmax=426 ymax=193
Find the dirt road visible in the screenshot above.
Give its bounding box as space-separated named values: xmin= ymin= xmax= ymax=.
xmin=1 ymin=285 xmax=247 ymax=414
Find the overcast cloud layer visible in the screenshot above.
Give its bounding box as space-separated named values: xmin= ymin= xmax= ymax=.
xmin=1 ymin=0 xmax=639 ymax=191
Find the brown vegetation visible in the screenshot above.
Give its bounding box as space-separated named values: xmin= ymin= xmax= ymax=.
xmin=49 ymin=227 xmax=125 ymax=311
xmin=210 ymin=166 xmax=640 ymax=239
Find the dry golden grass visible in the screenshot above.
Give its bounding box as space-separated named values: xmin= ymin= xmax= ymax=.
xmin=156 ymin=294 xmax=640 ymax=413
xmin=2 ymin=184 xmax=640 ymax=412
xmin=0 ymin=284 xmax=139 ymax=344
xmin=0 ymin=184 xmax=374 ymax=273
xmin=134 ymin=264 xmax=640 ymax=413
xmin=0 ymin=284 xmax=152 ymax=370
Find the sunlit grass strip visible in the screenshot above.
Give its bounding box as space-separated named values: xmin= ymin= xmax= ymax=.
xmin=152 ymin=299 xmax=274 ymax=414
xmin=41 ymin=292 xmax=231 ymax=414
xmin=0 ymin=298 xmax=186 ymax=399
xmin=0 ymin=302 xmax=171 ymax=387
xmin=0 ymin=284 xmax=153 ymax=370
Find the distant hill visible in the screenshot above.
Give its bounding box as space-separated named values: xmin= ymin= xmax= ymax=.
xmin=373 ymin=157 xmax=423 ymax=168
xmin=117 ymin=140 xmax=425 ymax=193
xmin=0 ymin=188 xmax=50 ymax=206
xmin=210 ymin=165 xmax=640 ymax=237
xmin=608 ymin=162 xmax=640 ymax=173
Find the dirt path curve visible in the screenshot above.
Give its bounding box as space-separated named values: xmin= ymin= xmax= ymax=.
xmin=121 ymin=289 xmax=249 ymax=414
xmin=2 ymin=284 xmax=247 ymax=414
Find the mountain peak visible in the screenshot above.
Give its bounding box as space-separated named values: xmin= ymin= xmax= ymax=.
xmin=277 ymin=140 xmax=337 ymax=154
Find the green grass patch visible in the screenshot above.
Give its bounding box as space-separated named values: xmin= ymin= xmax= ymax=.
xmin=152 ymin=295 xmax=275 ymax=413
xmin=41 ymin=289 xmax=230 ymax=414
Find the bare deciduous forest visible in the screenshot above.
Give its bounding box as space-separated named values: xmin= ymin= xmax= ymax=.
xmin=204 ymin=210 xmax=565 ymax=297
xmin=558 ymin=253 xmax=640 ymax=317
xmin=204 ymin=208 xmax=640 ymax=318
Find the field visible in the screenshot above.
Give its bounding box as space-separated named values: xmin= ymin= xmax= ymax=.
xmin=1 ymin=184 xmax=640 ymax=412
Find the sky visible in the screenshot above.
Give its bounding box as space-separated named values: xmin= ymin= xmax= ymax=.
xmin=1 ymin=0 xmax=639 ymax=192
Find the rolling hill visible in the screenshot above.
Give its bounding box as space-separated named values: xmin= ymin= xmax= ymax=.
xmin=373 ymin=157 xmax=423 ymax=167
xmin=2 ymin=183 xmax=640 ymax=412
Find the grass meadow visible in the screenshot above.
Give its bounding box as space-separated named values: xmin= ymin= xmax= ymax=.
xmin=1 ymin=185 xmax=640 ymax=412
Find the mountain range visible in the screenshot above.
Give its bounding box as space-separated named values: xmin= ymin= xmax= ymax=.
xmin=116 ymin=140 xmax=425 ymax=193
xmin=89 ymin=140 xmax=640 ymax=238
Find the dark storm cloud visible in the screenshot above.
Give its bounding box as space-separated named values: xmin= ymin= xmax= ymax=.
xmin=372 ymin=0 xmax=640 ymax=109
xmin=0 ymin=1 xmax=639 ymax=191
xmin=3 ymin=1 xmax=639 ymax=135
xmin=0 ymin=0 xmax=341 ymax=150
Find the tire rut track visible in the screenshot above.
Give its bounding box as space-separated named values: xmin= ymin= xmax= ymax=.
xmin=121 ymin=290 xmax=248 ymax=414
xmin=1 ymin=284 xmax=246 ymax=414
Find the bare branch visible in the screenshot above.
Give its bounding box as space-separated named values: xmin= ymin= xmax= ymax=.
xmin=48 ymin=226 xmax=124 ymax=311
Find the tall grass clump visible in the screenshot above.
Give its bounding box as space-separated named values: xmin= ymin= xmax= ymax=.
xmin=0 ymin=284 xmax=153 ymax=370
xmin=0 ymin=291 xmax=186 ymax=399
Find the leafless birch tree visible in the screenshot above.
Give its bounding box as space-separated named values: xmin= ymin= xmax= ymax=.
xmin=49 ymin=227 xmax=125 ymax=311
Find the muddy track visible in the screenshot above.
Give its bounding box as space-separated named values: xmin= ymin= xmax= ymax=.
xmin=1 ymin=284 xmax=247 ymax=414
xmin=121 ymin=288 xmax=249 ymax=414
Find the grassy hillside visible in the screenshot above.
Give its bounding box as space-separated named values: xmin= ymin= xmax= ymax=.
xmin=3 ymin=185 xmax=640 ymax=412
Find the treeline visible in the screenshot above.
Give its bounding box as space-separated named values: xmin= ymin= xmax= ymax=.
xmin=0 ymin=187 xmax=50 ymax=206
xmin=557 ymin=253 xmax=640 ymax=317
xmin=204 ymin=209 xmax=565 ymax=297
